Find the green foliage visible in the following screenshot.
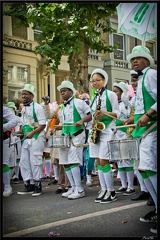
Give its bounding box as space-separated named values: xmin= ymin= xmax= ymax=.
xmin=4 ymin=2 xmax=118 ymax=74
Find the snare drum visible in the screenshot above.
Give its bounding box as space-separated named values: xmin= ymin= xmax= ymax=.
xmin=108 ymin=138 xmax=139 ymax=161
xmin=49 ymin=135 xmax=71 ymax=148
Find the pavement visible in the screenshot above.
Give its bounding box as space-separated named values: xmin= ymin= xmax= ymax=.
xmin=2 ymin=174 xmax=157 ymax=238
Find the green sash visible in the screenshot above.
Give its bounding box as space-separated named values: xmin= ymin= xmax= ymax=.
xmin=91 ymin=90 xmax=113 ymax=128
xmin=131 ymin=68 xmax=157 ymax=138
xmin=61 ymin=100 xmax=85 ymax=136
xmin=22 ymin=102 xmax=40 ymax=139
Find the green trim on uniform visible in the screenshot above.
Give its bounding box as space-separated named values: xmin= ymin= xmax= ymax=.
xmin=3 ymin=165 xmax=10 ymax=173
xmin=64 ymin=166 xmax=71 ymax=172
xmin=70 ymin=164 xmax=78 ymax=169
xmin=45 ymin=158 xmax=51 ymax=161
xmin=140 ymin=171 xmax=148 ymax=179
xmin=125 ymin=167 xmax=134 ymax=172
xmin=118 ymin=167 xmax=125 ymax=172
xmin=131 ymin=68 xmax=157 ymax=138
xmin=97 ymin=164 xmax=101 ymax=170
xmin=101 ymin=164 xmax=111 ymax=173
xmin=146 ymin=170 xmax=156 ymax=177
xmin=16 ymin=159 xmax=20 ymax=163
xmin=53 ymin=162 xmax=57 ymax=166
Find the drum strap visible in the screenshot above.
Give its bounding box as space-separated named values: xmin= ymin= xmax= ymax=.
xmin=141 ymin=121 xmax=157 ymax=139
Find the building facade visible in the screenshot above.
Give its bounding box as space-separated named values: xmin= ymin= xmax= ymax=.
xmin=3 ymin=5 xmax=157 ymax=107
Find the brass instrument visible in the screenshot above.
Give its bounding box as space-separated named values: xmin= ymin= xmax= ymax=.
xmin=90 ymin=90 xmax=105 ymax=144
xmin=126 ymin=106 xmax=135 ymax=138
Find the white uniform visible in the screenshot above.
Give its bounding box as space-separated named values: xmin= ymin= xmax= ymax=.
xmin=20 ymin=102 xmax=46 ymax=181
xmin=59 ymin=98 xmax=90 ymax=165
xmin=89 ymin=90 xmax=120 ymax=159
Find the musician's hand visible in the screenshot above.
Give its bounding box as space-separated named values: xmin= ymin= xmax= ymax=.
xmin=137 ymin=114 xmax=150 ymax=127
xmin=25 ymin=132 xmax=34 ymax=139
xmin=124 ymin=117 xmax=134 ymax=125
xmin=74 ymin=120 xmax=83 ymax=127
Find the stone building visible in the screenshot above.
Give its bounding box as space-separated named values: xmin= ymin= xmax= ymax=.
xmin=3 ymin=4 xmax=157 ymax=107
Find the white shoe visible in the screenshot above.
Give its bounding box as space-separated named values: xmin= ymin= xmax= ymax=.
xmin=86 ymin=180 xmax=92 ymax=187
xmin=3 ymin=187 xmax=12 ymax=197
xmin=62 ymin=188 xmax=74 ymax=198
xmin=68 ymin=188 xmax=85 ymax=199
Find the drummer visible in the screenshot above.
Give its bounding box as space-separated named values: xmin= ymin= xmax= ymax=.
xmin=56 ymin=80 xmax=92 ymax=200
xmin=113 ymin=82 xmax=135 ymax=196
xmin=126 ymin=46 xmax=157 ymax=234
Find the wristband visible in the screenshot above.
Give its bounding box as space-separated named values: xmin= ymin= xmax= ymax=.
xmin=145 ymin=113 xmax=152 ymax=119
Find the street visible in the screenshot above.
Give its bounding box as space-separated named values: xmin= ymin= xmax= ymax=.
xmin=3 ymin=176 xmax=157 ymax=238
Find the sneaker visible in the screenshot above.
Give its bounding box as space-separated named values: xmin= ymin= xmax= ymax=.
xmin=140 ymin=210 xmax=157 ymax=223
xmin=123 ymin=188 xmax=135 ymax=196
xmin=147 ymin=195 xmax=155 ymax=206
xmin=95 ymin=189 xmax=107 ymax=203
xmin=131 ymin=191 xmax=150 ymax=201
xmin=48 ymin=179 xmax=58 ymax=185
xmin=100 ymin=191 xmax=117 ymax=204
xmin=62 ymin=188 xmax=75 ymax=198
xmin=13 ymin=178 xmax=19 ymax=184
xmin=68 ymin=188 xmax=85 ymax=200
xmin=115 ymin=187 xmax=127 ymax=194
xmin=45 ymin=176 xmax=50 ymax=182
xmin=32 ymin=182 xmax=42 ymax=197
xmin=150 ymin=223 xmax=157 ymax=234
xmin=17 ymin=184 xmax=35 ymax=195
xmin=3 ymin=187 xmax=12 ymax=197
xmin=86 ymin=180 xmax=92 ymax=187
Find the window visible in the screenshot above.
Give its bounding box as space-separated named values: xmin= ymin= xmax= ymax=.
xmin=113 ymin=34 xmax=124 ymax=60
xmin=33 ymin=25 xmax=43 ymax=44
xmin=8 ymin=65 xmax=28 ymax=83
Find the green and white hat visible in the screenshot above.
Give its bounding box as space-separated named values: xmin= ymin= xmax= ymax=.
xmin=127 ymin=45 xmax=154 ymax=67
xmin=113 ymin=82 xmax=128 ymax=93
xmin=7 ymin=102 xmax=17 ymax=110
xmin=90 ymin=68 xmax=108 ymax=87
xmin=57 ymin=80 xmax=76 ymax=96
xmin=20 ymin=84 xmax=36 ymax=97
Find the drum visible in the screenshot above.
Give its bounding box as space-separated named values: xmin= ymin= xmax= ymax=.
xmin=48 ymin=135 xmax=71 ymax=148
xmin=108 ymin=138 xmax=139 ymax=161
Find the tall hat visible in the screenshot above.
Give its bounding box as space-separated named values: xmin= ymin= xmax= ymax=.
xmin=7 ymin=102 xmax=17 ymax=110
xmin=90 ymin=68 xmax=108 ymax=87
xmin=127 ymin=45 xmax=154 ymax=67
xmin=113 ymin=82 xmax=128 ymax=93
xmin=20 ymin=84 xmax=36 ymax=97
xmin=57 ymin=80 xmax=76 ymax=96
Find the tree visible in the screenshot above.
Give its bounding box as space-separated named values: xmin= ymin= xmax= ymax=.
xmin=4 ymin=2 xmax=118 ymax=93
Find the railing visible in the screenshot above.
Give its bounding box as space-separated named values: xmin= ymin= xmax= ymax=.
xmin=3 ymin=36 xmax=33 ymax=51
xmin=104 ymin=59 xmax=129 ymax=69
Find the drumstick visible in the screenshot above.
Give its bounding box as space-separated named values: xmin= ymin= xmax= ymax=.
xmin=115 ymin=124 xmax=137 ymax=128
xmin=104 ymin=113 xmax=124 ymax=123
xmin=115 ymin=122 xmax=151 ymax=129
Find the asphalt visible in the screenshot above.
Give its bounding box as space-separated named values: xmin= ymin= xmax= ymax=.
xmin=2 ymin=175 xmax=157 ymax=238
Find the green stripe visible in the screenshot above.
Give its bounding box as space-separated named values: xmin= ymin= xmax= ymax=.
xmin=16 ymin=159 xmax=20 ymax=163
xmin=118 ymin=167 xmax=125 ymax=172
xmin=64 ymin=166 xmax=71 ymax=172
xmin=101 ymin=164 xmax=111 ymax=173
xmin=125 ymin=167 xmax=134 ymax=172
xmin=146 ymin=170 xmax=156 ymax=177
xmin=3 ymin=165 xmax=10 ymax=173
xmin=70 ymin=164 xmax=78 ymax=169
xmin=45 ymin=158 xmax=51 ymax=161
xmin=53 ymin=163 xmax=57 ymax=166
xmin=140 ymin=171 xmax=148 ymax=179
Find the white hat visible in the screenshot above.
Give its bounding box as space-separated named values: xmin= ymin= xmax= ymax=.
xmin=113 ymin=82 xmax=128 ymax=93
xmin=90 ymin=68 xmax=108 ymax=87
xmin=7 ymin=102 xmax=17 ymax=110
xmin=20 ymin=84 xmax=36 ymax=97
xmin=127 ymin=45 xmax=154 ymax=68
xmin=57 ymin=80 xmax=76 ymax=96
